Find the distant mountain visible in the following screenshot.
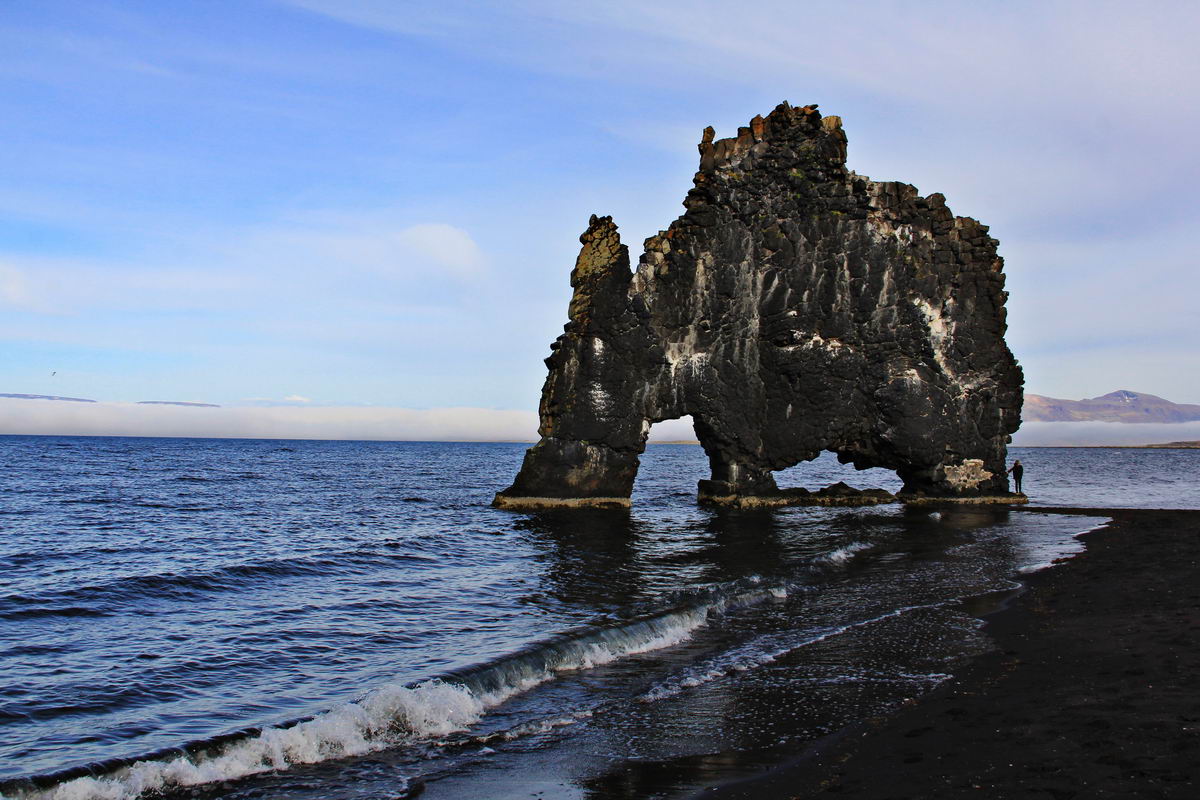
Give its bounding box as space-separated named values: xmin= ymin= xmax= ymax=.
xmin=0 ymin=393 xmax=95 ymax=403
xmin=137 ymin=401 xmax=221 ymax=408
xmin=1024 ymin=390 xmax=1200 ymax=423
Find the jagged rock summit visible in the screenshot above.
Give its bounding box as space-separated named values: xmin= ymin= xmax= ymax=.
xmin=496 ymin=103 xmax=1023 ymax=509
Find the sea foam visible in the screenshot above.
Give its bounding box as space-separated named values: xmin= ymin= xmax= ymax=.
xmin=5 ymin=599 xmax=725 ymax=800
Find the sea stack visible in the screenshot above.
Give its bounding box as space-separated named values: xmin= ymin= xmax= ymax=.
xmin=496 ymin=103 xmax=1023 ymax=509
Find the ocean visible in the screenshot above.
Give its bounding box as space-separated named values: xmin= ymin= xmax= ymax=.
xmin=0 ymin=437 xmax=1196 ymax=799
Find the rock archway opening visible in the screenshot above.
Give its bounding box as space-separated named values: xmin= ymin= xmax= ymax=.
xmin=633 ymin=416 xmax=707 ymax=503
xmin=773 ymin=451 xmax=904 ymax=496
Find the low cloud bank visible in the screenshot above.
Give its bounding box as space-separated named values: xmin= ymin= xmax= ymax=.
xmin=0 ymin=399 xmax=538 ymax=442
xmin=1013 ymin=421 xmax=1200 ymax=447
xmin=10 ymin=400 xmax=1198 ymax=447
xmin=0 ymin=400 xmax=702 ymax=443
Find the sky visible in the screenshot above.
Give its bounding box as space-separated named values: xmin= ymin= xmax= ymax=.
xmin=2 ymin=1 xmax=1198 ymax=440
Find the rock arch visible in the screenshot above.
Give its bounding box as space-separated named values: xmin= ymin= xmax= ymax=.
xmin=495 ymin=103 xmax=1023 ymax=509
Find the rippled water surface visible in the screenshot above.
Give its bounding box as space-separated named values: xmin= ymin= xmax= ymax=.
xmin=0 ymin=437 xmax=1190 ymax=799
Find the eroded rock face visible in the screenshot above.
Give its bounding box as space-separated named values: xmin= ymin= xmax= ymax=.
xmin=496 ymin=103 xmax=1023 ymax=508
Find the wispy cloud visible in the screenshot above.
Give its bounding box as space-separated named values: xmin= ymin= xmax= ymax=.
xmin=0 ymin=263 xmax=39 ymax=311
xmin=238 ymin=216 xmax=489 ymax=286
xmin=3 ymin=0 xmax=1198 ymax=414
xmin=0 ymin=212 xmax=489 ymax=316
xmin=282 ymin=1 xmax=1200 ymax=234
xmin=535 ymin=3 xmax=1200 ymax=406
xmin=281 ymin=0 xmax=488 ymax=39
xmin=394 ymin=223 xmax=486 ymax=280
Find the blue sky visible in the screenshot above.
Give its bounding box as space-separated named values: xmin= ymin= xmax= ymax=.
xmin=2 ymin=1 xmax=1198 ymax=436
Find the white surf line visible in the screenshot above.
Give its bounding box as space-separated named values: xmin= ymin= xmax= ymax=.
xmin=813 ymin=541 xmax=872 ymax=566
xmin=5 ymin=601 xmax=729 ymax=800
xmin=5 ymin=547 xmax=878 ymax=800
xmin=1016 ymin=522 xmax=1105 ymax=575
xmin=637 ymin=601 xmax=949 ymax=703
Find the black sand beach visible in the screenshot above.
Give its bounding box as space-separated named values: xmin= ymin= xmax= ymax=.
xmin=703 ymin=507 xmax=1200 ymax=799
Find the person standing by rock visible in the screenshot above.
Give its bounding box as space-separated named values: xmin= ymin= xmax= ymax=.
xmin=1007 ymin=459 xmax=1024 ymax=494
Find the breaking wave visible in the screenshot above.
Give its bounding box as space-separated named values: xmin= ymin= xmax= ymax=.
xmin=0 ymin=581 xmax=785 ymax=800
xmin=813 ymin=541 xmax=872 ymax=566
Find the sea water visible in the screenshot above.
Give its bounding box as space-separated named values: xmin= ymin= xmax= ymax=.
xmin=0 ymin=438 xmax=1193 ymax=799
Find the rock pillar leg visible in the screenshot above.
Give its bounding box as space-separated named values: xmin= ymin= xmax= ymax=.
xmin=696 ymin=458 xmax=779 ymax=505
xmin=493 ymin=215 xmax=650 ymax=510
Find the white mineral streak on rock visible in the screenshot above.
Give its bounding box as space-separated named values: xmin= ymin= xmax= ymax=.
xmin=912 ymin=297 xmax=954 ymax=377
xmin=912 ymin=297 xmax=989 ymax=396
xmin=588 ymin=386 xmax=609 ymax=414
xmin=942 ymin=459 xmax=993 ymax=490
xmin=587 ymin=338 xmax=610 ymax=414
xmin=665 ymin=322 xmax=703 ymax=373
xmin=806 ymin=332 xmax=848 ymax=352
xmin=665 ymin=334 xmax=703 ymax=376
xmin=775 ymin=330 xmax=851 ymax=354
xmin=889 ymin=366 xmax=924 ymax=387
xmin=878 ymin=268 xmax=897 ymax=307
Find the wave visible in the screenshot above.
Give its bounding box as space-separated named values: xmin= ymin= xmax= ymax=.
xmin=0 ymin=542 xmax=882 ymax=799
xmin=637 ymin=601 xmax=945 ymax=703
xmin=0 ymin=546 xmax=150 ymax=570
xmin=1 ymin=583 xmax=782 ymax=800
xmin=813 ymin=541 xmax=872 ymax=567
xmin=0 ymin=681 xmax=477 ymax=800
xmin=172 ymin=473 xmax=265 ymax=484
xmin=0 ymin=549 xmax=439 ymax=615
xmin=437 ymin=708 xmax=596 ymax=751
xmin=2 ymin=605 xmax=111 ymax=621
xmin=1013 ymin=525 xmax=1098 ymax=574
xmin=0 ymin=644 xmax=73 ymax=659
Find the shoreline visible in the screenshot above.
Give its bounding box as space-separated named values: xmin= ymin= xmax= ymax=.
xmin=700 ymin=506 xmax=1200 ymax=798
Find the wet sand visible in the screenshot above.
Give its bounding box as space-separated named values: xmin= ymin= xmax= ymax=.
xmin=702 ymin=507 xmax=1200 ymax=799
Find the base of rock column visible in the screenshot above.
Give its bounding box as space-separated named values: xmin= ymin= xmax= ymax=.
xmin=898 ymin=492 xmax=1029 ymax=506
xmin=492 ymin=494 xmax=631 ymax=510
xmin=697 ymin=481 xmax=898 ymax=509
xmin=491 ymin=438 xmax=639 ymax=510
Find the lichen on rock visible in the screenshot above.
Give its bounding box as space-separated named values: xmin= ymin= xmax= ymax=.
xmin=942 ymin=459 xmax=993 ymax=492
xmin=495 ymin=103 xmax=1023 ymax=509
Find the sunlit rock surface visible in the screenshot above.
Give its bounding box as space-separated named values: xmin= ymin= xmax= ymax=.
xmin=496 ymin=103 xmax=1023 ymax=508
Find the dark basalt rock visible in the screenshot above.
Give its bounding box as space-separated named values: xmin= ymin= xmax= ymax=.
xmin=495 ymin=103 xmax=1023 ymax=509
xmin=697 ymin=481 xmax=898 ymax=510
